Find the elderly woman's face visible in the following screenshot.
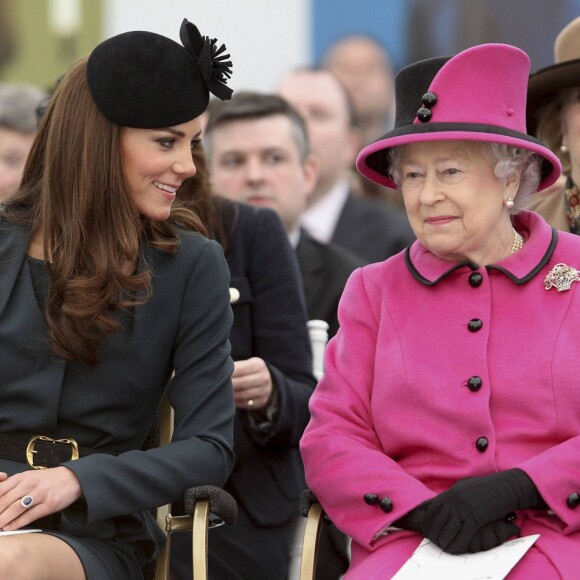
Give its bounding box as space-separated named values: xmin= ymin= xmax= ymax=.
xmin=561 ymin=89 xmax=580 ymax=180
xmin=399 ymin=140 xmax=518 ymax=265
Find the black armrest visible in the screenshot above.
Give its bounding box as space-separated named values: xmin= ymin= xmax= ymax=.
xmin=300 ymin=489 xmax=320 ymax=518
xmin=183 ymin=484 xmax=238 ymax=527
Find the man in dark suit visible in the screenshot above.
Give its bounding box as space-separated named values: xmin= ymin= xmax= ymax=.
xmin=205 ymin=92 xmax=362 ymax=339
xmin=296 ymin=230 xmax=363 ymax=337
xmin=205 ymin=92 xmax=358 ymax=577
xmin=278 ymin=68 xmax=415 ymax=264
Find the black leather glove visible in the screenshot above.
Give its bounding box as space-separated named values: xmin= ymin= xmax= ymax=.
xmin=394 ymin=502 xmax=521 ymax=554
xmin=465 ymin=519 xmax=521 ymax=553
xmin=422 ymin=468 xmax=543 ymax=554
xmin=393 ymin=500 xmax=431 ymax=532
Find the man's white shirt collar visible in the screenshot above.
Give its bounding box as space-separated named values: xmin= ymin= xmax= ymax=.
xmin=300 ymin=180 xmax=349 ymax=244
xmin=288 ymin=228 xmax=300 ymax=249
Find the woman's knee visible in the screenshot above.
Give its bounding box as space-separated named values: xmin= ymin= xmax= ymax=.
xmin=0 ymin=539 xmax=34 ymax=579
xmin=0 ymin=534 xmax=85 ymax=580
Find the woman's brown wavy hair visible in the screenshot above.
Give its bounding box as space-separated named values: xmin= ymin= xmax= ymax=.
xmin=1 ymin=57 xmax=206 ymax=365
xmin=177 ymin=143 xmax=235 ymax=253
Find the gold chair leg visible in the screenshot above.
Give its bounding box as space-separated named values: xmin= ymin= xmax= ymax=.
xmin=155 ymin=503 xmax=172 ymax=580
xmin=192 ymin=499 xmax=210 ymax=580
xmin=299 ymin=503 xmax=324 ymax=580
xmin=154 ymin=532 xmax=171 ymax=580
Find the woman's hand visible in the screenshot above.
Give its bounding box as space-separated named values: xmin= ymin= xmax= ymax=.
xmin=232 ymin=357 xmax=274 ymax=411
xmin=0 ymin=467 xmax=82 ymax=531
xmin=465 ymin=519 xmax=521 ymax=553
xmin=422 ymin=468 xmax=541 ymax=554
xmin=395 ymin=499 xmax=520 ymax=554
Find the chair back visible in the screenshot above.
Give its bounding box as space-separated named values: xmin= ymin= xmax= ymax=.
xmin=307 ymin=320 xmax=329 ymax=381
xmin=288 ymin=321 xmax=329 ymax=579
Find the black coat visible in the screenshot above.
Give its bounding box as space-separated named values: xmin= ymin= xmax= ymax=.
xmin=332 ymin=193 xmax=415 ymax=264
xmin=225 ymin=203 xmax=316 ymax=526
xmin=296 ymin=229 xmax=363 ymax=338
xmin=0 ymin=218 xmax=235 ymax=561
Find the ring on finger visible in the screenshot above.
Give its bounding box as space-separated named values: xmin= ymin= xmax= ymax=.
xmin=20 ymin=495 xmax=33 ymax=509
xmin=247 ymin=399 xmax=255 ymax=409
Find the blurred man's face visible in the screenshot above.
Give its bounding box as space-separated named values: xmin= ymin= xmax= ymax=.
xmin=278 ymin=71 xmax=358 ymax=191
xmin=0 ymin=127 xmax=35 ymax=201
xmin=324 ymin=37 xmax=394 ymax=124
xmin=208 ymin=114 xmax=317 ymax=234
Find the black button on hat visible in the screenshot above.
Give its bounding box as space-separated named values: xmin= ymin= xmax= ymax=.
xmin=476 ymin=437 xmax=489 ymax=452
xmin=416 ymin=107 xmax=432 ymax=122
xmin=567 ymin=492 xmax=580 ymax=508
xmin=467 ymin=376 xmax=483 ymax=392
xmin=469 ymin=272 xmax=483 ymax=287
xmin=468 ymin=319 xmax=483 ymax=332
xmin=422 ymin=91 xmax=438 ymax=107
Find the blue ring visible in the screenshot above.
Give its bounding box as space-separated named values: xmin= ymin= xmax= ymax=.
xmin=20 ymin=495 xmax=33 ymax=509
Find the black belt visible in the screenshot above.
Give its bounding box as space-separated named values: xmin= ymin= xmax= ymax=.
xmin=0 ymin=433 xmax=116 ymax=469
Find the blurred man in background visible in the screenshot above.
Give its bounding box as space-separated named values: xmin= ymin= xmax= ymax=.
xmin=0 ymin=82 xmax=47 ymax=201
xmin=322 ymin=34 xmax=396 ymax=144
xmin=278 ymin=68 xmax=414 ymax=263
xmin=321 ymin=36 xmax=403 ymax=204
xmin=205 ymin=91 xmax=362 ymax=339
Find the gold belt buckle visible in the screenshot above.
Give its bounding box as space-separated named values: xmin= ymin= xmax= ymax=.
xmin=26 ymin=435 xmax=80 ymax=470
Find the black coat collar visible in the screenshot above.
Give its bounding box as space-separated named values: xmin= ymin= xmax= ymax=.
xmin=405 ymin=211 xmax=557 ymax=286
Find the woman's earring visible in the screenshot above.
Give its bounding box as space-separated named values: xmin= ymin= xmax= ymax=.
xmin=505 ymin=197 xmax=515 ymax=208
xmin=560 ymin=144 xmax=569 ymax=154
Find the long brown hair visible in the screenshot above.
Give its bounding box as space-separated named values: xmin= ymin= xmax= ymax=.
xmin=1 ymin=58 xmax=206 ymax=365
xmin=177 ymin=142 xmax=236 ymax=253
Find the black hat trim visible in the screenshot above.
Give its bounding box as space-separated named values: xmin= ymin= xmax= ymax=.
xmin=365 ymin=122 xmax=555 ymax=182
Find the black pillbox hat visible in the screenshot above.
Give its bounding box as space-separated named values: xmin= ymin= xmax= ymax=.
xmin=87 ymin=19 xmax=232 ymax=128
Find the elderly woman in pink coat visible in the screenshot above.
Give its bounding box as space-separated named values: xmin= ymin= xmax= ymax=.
xmin=299 ymin=43 xmax=580 ymax=579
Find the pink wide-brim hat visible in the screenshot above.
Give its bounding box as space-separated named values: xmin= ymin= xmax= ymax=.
xmin=356 ymin=43 xmax=561 ymax=192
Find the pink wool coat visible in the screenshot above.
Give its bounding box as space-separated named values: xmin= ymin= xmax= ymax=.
xmin=300 ymin=210 xmax=580 ymax=579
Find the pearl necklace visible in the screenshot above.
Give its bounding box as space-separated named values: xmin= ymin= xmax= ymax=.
xmin=510 ymin=227 xmax=524 ymax=254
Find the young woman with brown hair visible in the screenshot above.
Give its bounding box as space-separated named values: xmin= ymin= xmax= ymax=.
xmin=0 ymin=19 xmax=235 ymax=579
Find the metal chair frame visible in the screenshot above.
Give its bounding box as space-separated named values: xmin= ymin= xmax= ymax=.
xmin=154 ymin=396 xmax=236 ymax=580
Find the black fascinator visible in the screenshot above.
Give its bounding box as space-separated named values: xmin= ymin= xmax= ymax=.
xmin=180 ymin=19 xmax=233 ymax=101
xmin=86 ymin=18 xmax=233 ymax=128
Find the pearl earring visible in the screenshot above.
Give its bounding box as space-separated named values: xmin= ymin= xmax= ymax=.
xmin=560 ymin=144 xmax=569 ymax=154
xmin=505 ymin=198 xmax=515 ymax=208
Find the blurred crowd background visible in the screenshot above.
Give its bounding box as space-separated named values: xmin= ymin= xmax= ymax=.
xmin=1 ymin=0 xmax=579 ymax=95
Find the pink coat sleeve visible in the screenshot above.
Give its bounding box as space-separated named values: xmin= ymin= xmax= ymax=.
xmin=518 ymin=436 xmax=580 ymax=534
xmin=300 ymin=268 xmax=434 ymax=549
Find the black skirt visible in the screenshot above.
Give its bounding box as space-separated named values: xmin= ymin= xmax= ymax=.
xmin=45 ymin=531 xmax=145 ymax=580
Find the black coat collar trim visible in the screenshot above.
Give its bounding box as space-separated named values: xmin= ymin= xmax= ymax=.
xmin=405 ymin=226 xmax=558 ymax=287
xmin=404 ymin=249 xmax=479 ymax=286
xmin=486 ymin=227 xmax=558 ymax=284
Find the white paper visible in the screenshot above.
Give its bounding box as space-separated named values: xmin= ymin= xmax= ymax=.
xmin=0 ymin=529 xmax=41 ymax=535
xmin=392 ymin=534 xmax=539 ymax=580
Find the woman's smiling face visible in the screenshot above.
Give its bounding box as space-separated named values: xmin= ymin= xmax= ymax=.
xmin=399 ymin=140 xmax=519 ymax=265
xmin=120 ymin=117 xmax=202 ymax=221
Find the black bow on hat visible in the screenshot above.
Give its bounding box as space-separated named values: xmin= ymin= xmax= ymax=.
xmin=180 ymin=19 xmax=233 ymax=101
